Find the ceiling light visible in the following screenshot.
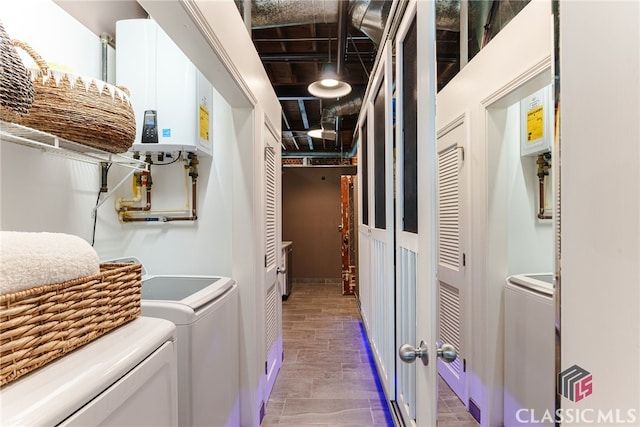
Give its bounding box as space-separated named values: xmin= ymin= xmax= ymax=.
xmin=308 ymin=80 xmax=352 ymax=98
xmin=308 ymin=36 xmax=352 ymax=99
xmin=308 ymin=129 xmax=337 ymax=140
xmin=308 ymin=63 xmax=352 ymax=98
xmin=321 ymin=78 xmax=340 ymax=88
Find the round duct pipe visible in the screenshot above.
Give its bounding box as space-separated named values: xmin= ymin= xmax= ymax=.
xmin=248 ymin=0 xmax=391 ymax=45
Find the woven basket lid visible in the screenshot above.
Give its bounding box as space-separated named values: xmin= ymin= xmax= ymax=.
xmin=0 ymin=21 xmax=34 ymax=118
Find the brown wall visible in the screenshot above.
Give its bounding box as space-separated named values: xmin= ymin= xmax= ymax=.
xmin=282 ymin=166 xmax=356 ymax=281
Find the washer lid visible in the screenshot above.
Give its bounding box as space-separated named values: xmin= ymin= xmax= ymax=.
xmin=141 ymin=276 xmax=235 ymax=309
xmin=0 ymin=317 xmax=175 ymax=427
xmin=507 ymin=273 xmax=554 ymax=296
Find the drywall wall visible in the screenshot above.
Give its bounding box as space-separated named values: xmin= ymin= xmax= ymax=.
xmin=1 ymin=1 xmax=108 ymax=238
xmin=282 ymin=166 xmax=356 ymax=281
xmin=486 ymin=102 xmax=554 ymax=276
xmin=1 ymin=3 xmax=282 ymax=426
xmin=560 ymin=1 xmax=640 ymax=422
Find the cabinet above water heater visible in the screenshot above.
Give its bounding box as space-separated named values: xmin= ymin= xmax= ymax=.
xmin=116 ymin=19 xmax=213 ymax=157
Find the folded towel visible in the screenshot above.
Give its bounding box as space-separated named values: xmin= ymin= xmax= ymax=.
xmin=0 ymin=231 xmax=100 ymax=295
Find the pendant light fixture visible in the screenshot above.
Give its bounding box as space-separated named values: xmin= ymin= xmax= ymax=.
xmin=307 ymin=128 xmax=337 ymax=140
xmin=308 ymin=1 xmax=351 ymax=99
xmin=307 ymin=62 xmax=352 ymax=98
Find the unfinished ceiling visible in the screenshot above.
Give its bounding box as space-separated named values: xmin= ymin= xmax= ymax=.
xmin=242 ymin=0 xmax=388 ymax=164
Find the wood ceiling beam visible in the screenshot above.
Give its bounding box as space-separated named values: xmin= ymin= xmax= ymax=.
xmin=298 ymin=99 xmax=310 ymax=129
xmin=275 ymin=27 xmax=295 ymax=83
xmin=259 ymin=52 xmax=375 ymax=63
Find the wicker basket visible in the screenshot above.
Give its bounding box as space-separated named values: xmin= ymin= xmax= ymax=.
xmin=0 ymin=22 xmax=34 ymax=122
xmin=12 ymin=40 xmax=136 ymax=154
xmin=0 ymin=263 xmax=142 ymax=386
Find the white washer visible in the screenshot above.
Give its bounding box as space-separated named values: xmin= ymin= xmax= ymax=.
xmin=504 ymin=273 xmax=555 ymax=427
xmin=140 ymin=275 xmax=240 ymax=427
xmin=0 ymin=317 xmax=178 ymax=426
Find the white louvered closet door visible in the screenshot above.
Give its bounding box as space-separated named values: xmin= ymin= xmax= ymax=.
xmin=436 ymin=119 xmax=467 ymax=404
xmin=263 ymin=130 xmax=282 ymax=408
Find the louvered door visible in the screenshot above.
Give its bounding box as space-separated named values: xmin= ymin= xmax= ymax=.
xmin=436 ymin=119 xmax=467 ymax=404
xmin=263 ymin=129 xmax=282 ymax=406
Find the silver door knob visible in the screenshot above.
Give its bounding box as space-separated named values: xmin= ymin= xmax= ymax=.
xmin=277 ymin=266 xmax=286 ymax=274
xmin=437 ymin=343 xmax=457 ymax=363
xmin=399 ymin=341 xmax=457 ymax=366
xmin=399 ymin=341 xmax=429 ymax=366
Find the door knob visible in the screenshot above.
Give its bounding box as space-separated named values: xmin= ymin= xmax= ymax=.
xmin=399 ymin=341 xmax=457 ymax=366
xmin=277 ymin=266 xmax=286 ymax=274
xmin=399 ymin=341 xmax=429 ymax=366
xmin=437 ymin=343 xmax=457 ymax=363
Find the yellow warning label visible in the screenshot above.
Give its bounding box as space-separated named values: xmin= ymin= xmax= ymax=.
xmin=199 ymin=104 xmax=210 ymax=141
xmin=526 ymin=105 xmax=544 ymax=142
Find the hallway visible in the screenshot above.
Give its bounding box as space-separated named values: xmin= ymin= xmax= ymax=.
xmin=263 ymin=282 xmax=394 ymax=426
xmin=263 ymin=282 xmax=478 ymax=426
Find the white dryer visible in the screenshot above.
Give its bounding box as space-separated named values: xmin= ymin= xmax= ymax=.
xmin=140 ymin=275 xmax=240 ymax=427
xmin=0 ymin=317 xmax=178 ymax=426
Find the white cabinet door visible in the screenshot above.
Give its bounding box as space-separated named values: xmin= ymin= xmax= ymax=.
xmin=263 ymin=126 xmax=282 ymax=407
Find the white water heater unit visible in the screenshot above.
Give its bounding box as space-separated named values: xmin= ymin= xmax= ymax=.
xmin=116 ymin=19 xmax=213 ymax=156
xmin=520 ymin=85 xmax=553 ymax=157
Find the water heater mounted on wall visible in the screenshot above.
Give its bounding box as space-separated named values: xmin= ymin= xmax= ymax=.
xmin=520 ymin=84 xmax=553 ymax=157
xmin=116 ymin=19 xmax=213 ymax=156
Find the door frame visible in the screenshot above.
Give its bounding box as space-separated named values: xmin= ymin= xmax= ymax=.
xmin=414 ymin=0 xmax=439 ymax=425
xmin=393 ymin=1 xmax=419 ymax=424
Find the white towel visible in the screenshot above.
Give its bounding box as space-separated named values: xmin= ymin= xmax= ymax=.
xmin=0 ymin=231 xmax=100 ymax=295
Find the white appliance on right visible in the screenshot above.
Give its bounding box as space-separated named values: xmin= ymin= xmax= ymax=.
xmin=504 ymin=273 xmax=555 ymax=427
xmin=140 ymin=275 xmax=240 ymax=427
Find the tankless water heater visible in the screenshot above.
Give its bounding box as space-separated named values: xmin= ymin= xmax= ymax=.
xmin=115 ymin=19 xmax=213 ymax=156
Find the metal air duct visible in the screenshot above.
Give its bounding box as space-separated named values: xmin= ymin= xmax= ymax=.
xmin=247 ymin=0 xmax=459 ymax=42
xmin=250 ymin=0 xmax=339 ymax=29
xmin=321 ymin=92 xmax=363 ymax=133
xmin=248 ymin=0 xmax=391 ymax=45
xmin=349 ymin=1 xmax=391 ymax=45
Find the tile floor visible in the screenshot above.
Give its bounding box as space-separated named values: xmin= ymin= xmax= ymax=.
xmin=263 ymin=282 xmax=478 ymax=427
xmin=437 ymin=376 xmax=480 ymax=427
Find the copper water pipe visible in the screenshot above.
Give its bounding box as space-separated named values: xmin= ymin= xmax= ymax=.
xmin=120 ymin=154 xmax=199 ymax=222
xmin=120 ymin=175 xmax=152 ymax=212
xmin=537 ymin=152 xmax=552 ymax=220
xmin=117 ymin=156 xmax=153 ymax=213
xmin=161 ymin=179 xmax=198 ymax=222
xmin=164 ymin=155 xmax=198 ymax=221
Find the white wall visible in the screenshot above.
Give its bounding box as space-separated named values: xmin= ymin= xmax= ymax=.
xmin=436 ymin=1 xmax=553 ymax=425
xmin=487 ymin=102 xmax=554 ymax=276
xmin=2 ymin=1 xmax=105 ymax=79
xmin=560 ymin=1 xmax=640 ymax=423
xmin=1 ymin=1 xmax=107 ymax=238
xmin=1 ymin=2 xmax=281 ymax=427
